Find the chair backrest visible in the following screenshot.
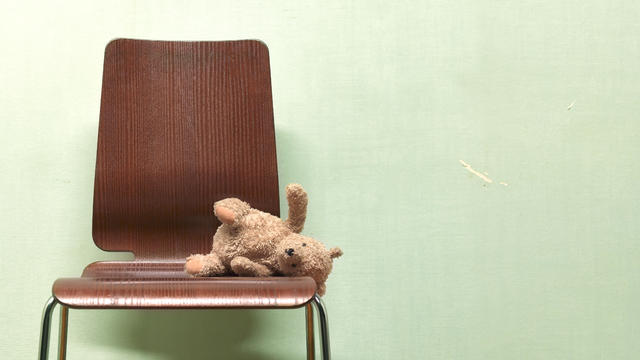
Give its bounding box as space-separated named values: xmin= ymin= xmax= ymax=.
xmin=92 ymin=39 xmax=280 ymax=260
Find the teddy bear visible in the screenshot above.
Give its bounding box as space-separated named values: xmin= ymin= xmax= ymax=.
xmin=185 ymin=184 xmax=342 ymax=296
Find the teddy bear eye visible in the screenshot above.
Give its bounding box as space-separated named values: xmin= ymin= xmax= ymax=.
xmin=291 ymin=264 xmax=297 ymax=267
xmin=302 ymin=243 xmax=307 ymax=247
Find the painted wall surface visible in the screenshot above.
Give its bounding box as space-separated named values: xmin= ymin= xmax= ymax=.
xmin=2 ymin=1 xmax=639 ymax=359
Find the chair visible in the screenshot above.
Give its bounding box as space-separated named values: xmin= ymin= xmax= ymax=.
xmin=38 ymin=39 xmax=331 ymax=360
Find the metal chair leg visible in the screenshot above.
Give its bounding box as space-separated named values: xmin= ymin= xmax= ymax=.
xmin=40 ymin=296 xmax=325 ymax=360
xmin=311 ymin=294 xmax=330 ymax=360
xmin=39 ymin=297 xmax=58 ymax=360
xmin=305 ymin=303 xmax=315 ymax=360
xmin=58 ymin=306 xmax=69 ymax=360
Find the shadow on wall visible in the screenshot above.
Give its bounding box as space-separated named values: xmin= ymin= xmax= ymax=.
xmin=79 ymin=308 xmax=303 ymax=360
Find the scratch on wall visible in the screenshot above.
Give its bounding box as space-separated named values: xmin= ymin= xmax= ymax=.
xmin=567 ymin=101 xmax=575 ymax=110
xmin=459 ymin=160 xmax=509 ymax=186
xmin=459 ymin=160 xmax=493 ymax=183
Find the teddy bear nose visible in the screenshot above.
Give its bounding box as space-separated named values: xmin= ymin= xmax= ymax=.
xmin=286 ymin=248 xmax=295 ymax=256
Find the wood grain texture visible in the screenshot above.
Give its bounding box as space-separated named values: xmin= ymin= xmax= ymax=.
xmin=81 ymin=261 xmax=191 ymax=278
xmin=93 ymin=39 xmax=280 ymax=260
xmin=53 ymin=276 xmax=316 ymax=309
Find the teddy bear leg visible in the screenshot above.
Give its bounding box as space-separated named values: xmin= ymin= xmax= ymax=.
xmin=230 ymin=256 xmax=273 ymax=277
xmin=213 ymin=198 xmax=251 ymax=225
xmin=185 ymin=253 xmax=226 ymax=276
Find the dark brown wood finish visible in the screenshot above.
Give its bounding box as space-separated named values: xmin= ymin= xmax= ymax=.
xmin=50 ymin=40 xmax=317 ymax=310
xmin=93 ymin=39 xmax=280 ymax=260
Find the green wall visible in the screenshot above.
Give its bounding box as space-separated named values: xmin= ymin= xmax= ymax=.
xmin=2 ymin=1 xmax=639 ymax=359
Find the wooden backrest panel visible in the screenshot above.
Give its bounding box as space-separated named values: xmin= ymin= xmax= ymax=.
xmin=93 ymin=39 xmax=280 ymax=260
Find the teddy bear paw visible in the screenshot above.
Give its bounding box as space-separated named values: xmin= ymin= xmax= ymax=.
xmin=185 ymin=255 xmax=205 ymax=276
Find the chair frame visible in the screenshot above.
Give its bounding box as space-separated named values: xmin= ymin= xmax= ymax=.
xmin=38 ymin=39 xmax=333 ymax=360
xmin=39 ymin=295 xmax=330 ymax=360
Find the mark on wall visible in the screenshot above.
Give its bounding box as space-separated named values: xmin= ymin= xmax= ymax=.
xmin=459 ymin=160 xmax=493 ymax=183
xmin=459 ymin=160 xmax=509 ymax=186
xmin=567 ymin=101 xmax=575 ymax=110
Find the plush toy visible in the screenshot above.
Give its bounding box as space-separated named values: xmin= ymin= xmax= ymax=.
xmin=185 ymin=184 xmax=342 ymax=296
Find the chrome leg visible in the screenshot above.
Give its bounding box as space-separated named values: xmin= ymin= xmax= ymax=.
xmin=311 ymin=294 xmax=330 ymax=360
xmin=39 ymin=297 xmax=58 ymax=360
xmin=58 ymin=306 xmax=69 ymax=360
xmin=305 ymin=303 xmax=315 ymax=360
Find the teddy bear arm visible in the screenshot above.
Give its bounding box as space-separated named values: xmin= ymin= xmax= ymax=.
xmin=285 ymin=183 xmax=308 ymax=233
xmin=230 ymin=256 xmax=274 ymax=277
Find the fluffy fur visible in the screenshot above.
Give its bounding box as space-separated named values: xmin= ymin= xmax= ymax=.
xmin=185 ymin=184 xmax=342 ymax=296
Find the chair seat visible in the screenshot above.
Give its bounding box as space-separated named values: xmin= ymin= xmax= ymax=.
xmin=52 ymin=261 xmax=317 ymax=309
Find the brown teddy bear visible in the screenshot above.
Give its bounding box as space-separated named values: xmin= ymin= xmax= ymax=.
xmin=185 ymin=184 xmax=342 ymax=296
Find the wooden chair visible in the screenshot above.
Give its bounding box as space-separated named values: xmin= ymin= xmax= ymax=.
xmin=38 ymin=39 xmax=331 ymax=360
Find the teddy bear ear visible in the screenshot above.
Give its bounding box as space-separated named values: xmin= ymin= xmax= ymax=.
xmin=328 ymin=247 xmax=343 ymax=259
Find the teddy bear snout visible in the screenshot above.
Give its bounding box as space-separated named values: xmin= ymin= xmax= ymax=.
xmin=285 ymin=248 xmax=295 ymax=256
